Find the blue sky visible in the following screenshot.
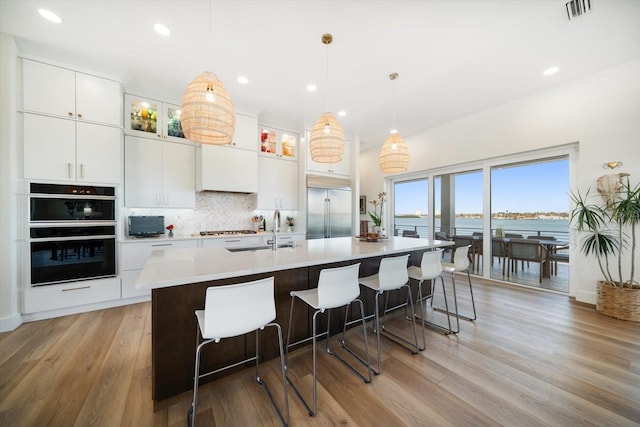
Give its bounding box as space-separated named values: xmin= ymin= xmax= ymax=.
xmin=394 ymin=159 xmax=569 ymax=214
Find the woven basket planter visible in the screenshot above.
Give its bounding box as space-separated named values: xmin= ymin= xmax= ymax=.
xmin=596 ymin=281 xmax=640 ymax=322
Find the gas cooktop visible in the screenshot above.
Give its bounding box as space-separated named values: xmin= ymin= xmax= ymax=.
xmin=199 ymin=230 xmax=258 ymax=236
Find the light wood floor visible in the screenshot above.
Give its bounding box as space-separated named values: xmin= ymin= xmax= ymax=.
xmin=1 ymin=277 xmax=640 ymax=426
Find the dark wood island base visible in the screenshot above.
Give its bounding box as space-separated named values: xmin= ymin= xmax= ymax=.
xmin=151 ymin=251 xmax=428 ymax=404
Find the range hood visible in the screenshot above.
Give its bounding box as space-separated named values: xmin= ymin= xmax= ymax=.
xmin=196 ymin=145 xmax=258 ymax=193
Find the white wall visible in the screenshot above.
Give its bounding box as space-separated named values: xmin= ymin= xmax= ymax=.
xmin=0 ymin=33 xmax=21 ymax=331
xmin=360 ymin=59 xmax=640 ymax=304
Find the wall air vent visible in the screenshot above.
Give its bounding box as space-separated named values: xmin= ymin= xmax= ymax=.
xmin=565 ymin=0 xmax=591 ymax=20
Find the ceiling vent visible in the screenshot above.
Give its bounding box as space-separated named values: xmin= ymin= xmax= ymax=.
xmin=565 ymin=0 xmax=592 ymax=20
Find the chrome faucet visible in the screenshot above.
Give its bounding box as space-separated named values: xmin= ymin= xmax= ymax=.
xmin=268 ymin=209 xmax=281 ymax=250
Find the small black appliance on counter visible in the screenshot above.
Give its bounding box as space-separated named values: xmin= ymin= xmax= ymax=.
xmin=128 ymin=216 xmax=165 ymax=237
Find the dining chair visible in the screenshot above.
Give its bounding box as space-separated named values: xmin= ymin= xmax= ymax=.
xmin=491 ymin=237 xmax=508 ymax=276
xmin=408 ymin=249 xmax=459 ymax=341
xmin=285 ymin=263 xmax=372 ymax=416
xmin=359 ymin=254 xmax=419 ymax=374
xmin=434 ymin=245 xmax=477 ymax=322
xmin=508 ymin=238 xmax=544 ymax=283
xmin=505 ymin=233 xmax=523 ymax=238
xmin=549 ymin=251 xmax=570 ymax=275
xmin=451 ymin=235 xmax=474 ymax=264
xmin=471 ymin=233 xmax=483 ymax=272
xmin=435 ymin=231 xmax=452 ymax=258
xmin=189 ymin=277 xmax=289 ymax=427
xmin=402 ymin=229 xmax=419 ymax=238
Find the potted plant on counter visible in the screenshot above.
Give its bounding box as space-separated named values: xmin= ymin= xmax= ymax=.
xmin=368 ymin=192 xmax=387 ymax=237
xmin=571 ymin=173 xmax=640 ymax=321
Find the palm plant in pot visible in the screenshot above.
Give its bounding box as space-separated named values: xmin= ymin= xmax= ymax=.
xmin=571 ymin=173 xmax=640 ymax=321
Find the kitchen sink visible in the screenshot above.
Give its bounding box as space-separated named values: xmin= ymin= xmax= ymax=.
xmin=226 ymin=244 xmax=291 ymax=252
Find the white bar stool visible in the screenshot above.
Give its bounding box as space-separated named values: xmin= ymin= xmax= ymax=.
xmin=188 ymin=277 xmax=289 ymax=427
xmin=407 ymin=249 xmax=459 ymax=344
xmin=435 ymin=244 xmax=477 ymax=322
xmin=285 ymin=263 xmax=372 ymax=417
xmin=358 ymin=254 xmax=420 ymax=374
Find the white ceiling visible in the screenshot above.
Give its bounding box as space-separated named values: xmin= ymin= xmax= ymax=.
xmin=1 ymin=0 xmax=639 ymax=150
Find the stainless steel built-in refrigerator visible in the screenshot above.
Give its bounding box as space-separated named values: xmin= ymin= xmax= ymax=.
xmin=307 ymin=175 xmax=352 ymax=239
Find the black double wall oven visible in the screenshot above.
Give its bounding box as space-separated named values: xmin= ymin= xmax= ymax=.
xmin=29 ymin=183 xmax=117 ymax=286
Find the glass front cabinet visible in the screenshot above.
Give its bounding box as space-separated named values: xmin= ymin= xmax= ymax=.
xmin=124 ymin=94 xmax=189 ymax=144
xmin=259 ymin=126 xmax=297 ymax=160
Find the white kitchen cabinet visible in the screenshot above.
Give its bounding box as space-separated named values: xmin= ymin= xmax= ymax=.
xmin=259 ymin=126 xmax=297 ymax=160
xmin=22 ymin=58 xmax=121 ymax=127
xmin=257 ymin=156 xmax=298 ymax=210
xmin=124 ymin=94 xmax=190 ymax=144
xmin=22 ymin=277 xmax=121 ymax=314
xmin=120 ymin=239 xmax=198 ymax=298
xmin=196 ymin=144 xmax=257 ymax=193
xmin=23 ymin=113 xmax=121 ymax=184
xmin=124 ymin=135 xmax=195 ymax=208
xmin=232 ymin=113 xmax=258 ymax=150
xmin=306 ymin=138 xmax=351 ymax=176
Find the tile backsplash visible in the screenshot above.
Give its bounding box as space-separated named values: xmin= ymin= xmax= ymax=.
xmin=123 ymin=192 xmax=297 ymax=237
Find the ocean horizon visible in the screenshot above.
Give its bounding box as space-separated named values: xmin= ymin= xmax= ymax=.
xmin=394 ymin=216 xmax=569 ymax=239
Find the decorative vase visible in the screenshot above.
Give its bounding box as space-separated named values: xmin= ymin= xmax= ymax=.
xmin=596 ymin=280 xmax=640 ymax=322
xmin=168 ymin=230 xmax=174 ymax=238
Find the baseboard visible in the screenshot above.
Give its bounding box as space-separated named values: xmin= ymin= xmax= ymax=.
xmin=21 ymin=295 xmax=150 ymax=324
xmin=0 ymin=312 xmax=23 ymax=332
xmin=575 ymin=289 xmax=597 ymax=305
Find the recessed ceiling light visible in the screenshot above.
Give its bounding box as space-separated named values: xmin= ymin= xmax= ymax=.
xmin=38 ymin=9 xmax=62 ymax=24
xmin=237 ymin=76 xmax=249 ymax=84
xmin=338 ymin=110 xmax=347 ymax=117
xmin=154 ymin=23 xmax=171 ymax=36
xmin=306 ymin=84 xmax=317 ymax=92
xmin=543 ymin=66 xmax=559 ymax=76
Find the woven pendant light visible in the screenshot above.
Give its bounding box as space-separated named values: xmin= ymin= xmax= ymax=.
xmin=310 ymin=33 xmax=345 ymax=163
xmin=379 ymin=72 xmax=409 ymax=173
xmin=180 ymin=71 xmax=235 ymax=145
xmin=379 ymin=133 xmax=409 ymax=173
xmin=310 ymin=112 xmax=345 ymax=163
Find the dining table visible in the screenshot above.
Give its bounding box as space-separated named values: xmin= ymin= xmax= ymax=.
xmin=463 ymin=235 xmax=568 ymax=278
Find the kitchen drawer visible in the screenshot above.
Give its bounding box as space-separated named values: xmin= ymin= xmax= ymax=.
xmin=22 ymin=277 xmax=121 ymax=314
xmin=121 ymin=270 xmax=150 ymax=299
xmin=200 ymin=236 xmax=263 ymax=248
xmin=278 ymin=233 xmax=305 ymax=242
xmin=121 ymin=239 xmax=198 ymax=271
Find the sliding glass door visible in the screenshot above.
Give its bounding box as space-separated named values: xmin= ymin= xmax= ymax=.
xmin=490 ymin=157 xmax=569 ymax=291
xmin=388 ymin=147 xmax=573 ymax=293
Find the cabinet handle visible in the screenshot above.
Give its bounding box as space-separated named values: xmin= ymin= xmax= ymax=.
xmin=164 ymin=193 xmax=169 ymax=205
xmin=152 ymin=243 xmax=173 ymax=247
xmin=67 ymin=163 xmax=72 ymax=178
xmin=80 ymin=164 xmax=85 ymax=179
xmin=68 ymin=112 xmax=73 ymax=117
xmin=62 ymin=286 xmax=90 ymax=292
xmin=155 ymin=193 xmax=161 ymax=205
xmin=77 ymin=113 xmax=83 ymax=119
xmin=224 ymin=239 xmax=241 ymax=243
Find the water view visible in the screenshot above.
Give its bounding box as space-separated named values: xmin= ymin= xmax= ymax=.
xmin=394 ymin=216 xmax=569 ymax=240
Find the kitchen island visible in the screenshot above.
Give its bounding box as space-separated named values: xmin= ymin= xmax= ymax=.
xmin=137 ymin=236 xmax=452 ymax=404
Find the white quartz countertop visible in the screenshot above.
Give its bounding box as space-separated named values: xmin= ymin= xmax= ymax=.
xmin=121 ymin=230 xmax=304 ymax=242
xmin=136 ymin=236 xmax=453 ymax=290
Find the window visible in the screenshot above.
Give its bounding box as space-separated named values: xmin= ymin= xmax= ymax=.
xmin=393 ymin=179 xmax=428 ymax=238
xmin=388 ymin=146 xmax=574 ymax=293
